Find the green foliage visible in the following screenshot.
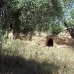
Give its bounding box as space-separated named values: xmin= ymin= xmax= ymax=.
xmin=66 ymin=20 xmax=74 ymax=27
xmin=51 ymin=25 xmax=63 ymax=34
xmin=70 ymin=8 xmax=74 ymax=19
xmin=18 ymin=0 xmax=65 ymax=33
xmin=1 ymin=0 xmax=74 ymax=35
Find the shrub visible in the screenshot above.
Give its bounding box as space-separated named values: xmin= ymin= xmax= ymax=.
xmin=51 ymin=25 xmax=63 ymax=34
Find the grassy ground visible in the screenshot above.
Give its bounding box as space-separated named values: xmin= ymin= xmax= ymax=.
xmin=1 ymin=39 xmax=74 ymax=74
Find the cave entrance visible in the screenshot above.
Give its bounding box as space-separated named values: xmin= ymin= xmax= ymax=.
xmin=46 ymin=38 xmax=53 ymax=46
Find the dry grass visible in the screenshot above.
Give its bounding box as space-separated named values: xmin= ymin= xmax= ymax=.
xmin=1 ymin=39 xmax=74 ymax=74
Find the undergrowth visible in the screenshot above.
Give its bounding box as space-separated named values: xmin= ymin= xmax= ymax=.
xmin=1 ymin=39 xmax=74 ymax=74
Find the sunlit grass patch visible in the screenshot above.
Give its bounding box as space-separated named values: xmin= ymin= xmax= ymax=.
xmin=2 ymin=39 xmax=74 ymax=74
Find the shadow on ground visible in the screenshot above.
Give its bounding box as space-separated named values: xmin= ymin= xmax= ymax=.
xmin=0 ymin=55 xmax=59 ymax=74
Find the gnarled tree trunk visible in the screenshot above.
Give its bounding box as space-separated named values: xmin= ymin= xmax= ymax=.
xmin=64 ymin=22 xmax=74 ymax=39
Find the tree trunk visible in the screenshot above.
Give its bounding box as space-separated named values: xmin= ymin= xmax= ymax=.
xmin=64 ymin=22 xmax=74 ymax=39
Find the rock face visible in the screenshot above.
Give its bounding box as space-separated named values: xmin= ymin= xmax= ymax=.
xmin=55 ymin=30 xmax=74 ymax=45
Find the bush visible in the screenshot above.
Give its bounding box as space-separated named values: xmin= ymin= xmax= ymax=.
xmin=51 ymin=25 xmax=63 ymax=34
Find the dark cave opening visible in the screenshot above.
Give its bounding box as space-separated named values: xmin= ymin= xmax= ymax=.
xmin=46 ymin=38 xmax=53 ymax=46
